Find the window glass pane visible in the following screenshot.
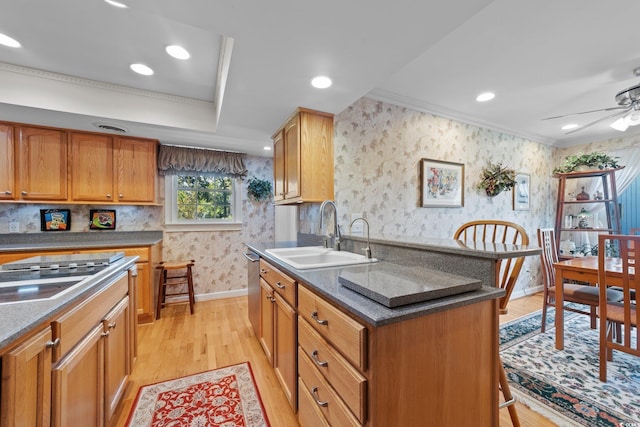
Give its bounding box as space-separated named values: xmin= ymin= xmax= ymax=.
xmin=174 ymin=175 xmax=235 ymax=222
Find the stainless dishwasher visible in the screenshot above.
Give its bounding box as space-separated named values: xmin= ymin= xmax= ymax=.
xmin=244 ymin=249 xmax=260 ymax=336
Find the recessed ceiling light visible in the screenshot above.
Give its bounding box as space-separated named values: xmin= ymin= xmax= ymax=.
xmin=311 ymin=76 xmax=332 ymax=89
xmin=476 ymin=92 xmax=495 ymax=102
xmin=263 ymin=146 xmax=272 ymax=151
xmin=104 ymin=0 xmax=128 ymax=8
xmin=561 ymin=124 xmax=579 ymax=130
xmin=130 ymin=63 xmax=154 ymax=76
xmin=0 ymin=33 xmax=21 ymax=48
xmin=166 ymin=45 xmax=190 ymax=60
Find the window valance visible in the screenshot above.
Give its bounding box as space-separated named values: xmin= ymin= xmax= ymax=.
xmin=157 ymin=144 xmax=248 ymax=178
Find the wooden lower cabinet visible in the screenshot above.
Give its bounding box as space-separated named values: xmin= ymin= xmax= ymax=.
xmin=296 ymin=282 xmax=499 ymax=426
xmin=52 ymin=324 xmax=104 ymax=427
xmin=258 ymin=261 xmax=297 ymax=410
xmin=0 ymin=269 xmax=136 ymax=427
xmin=0 ymin=327 xmax=54 ymax=427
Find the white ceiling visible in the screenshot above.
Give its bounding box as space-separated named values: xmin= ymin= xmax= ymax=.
xmin=1 ymin=0 xmax=640 ymax=157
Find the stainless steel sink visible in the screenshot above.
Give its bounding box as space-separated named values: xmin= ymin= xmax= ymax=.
xmin=0 ymin=276 xmax=89 ymax=304
xmin=265 ymin=246 xmax=377 ymax=270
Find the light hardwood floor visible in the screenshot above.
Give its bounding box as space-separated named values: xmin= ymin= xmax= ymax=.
xmin=114 ymin=292 xmax=554 ymax=427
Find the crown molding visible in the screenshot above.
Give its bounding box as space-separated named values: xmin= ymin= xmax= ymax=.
xmin=366 ymin=88 xmax=557 ymax=146
xmin=0 ymin=61 xmax=212 ymax=107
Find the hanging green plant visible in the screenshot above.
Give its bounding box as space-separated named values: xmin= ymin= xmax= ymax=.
xmin=247 ymin=177 xmax=272 ymax=201
xmin=553 ymin=152 xmax=620 ymax=174
xmin=477 ymin=162 xmax=516 ymax=197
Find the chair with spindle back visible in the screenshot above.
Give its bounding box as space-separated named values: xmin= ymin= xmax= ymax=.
xmin=453 ymin=220 xmax=530 ymax=427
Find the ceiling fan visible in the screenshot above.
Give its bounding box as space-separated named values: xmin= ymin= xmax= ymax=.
xmin=543 ymin=69 xmax=640 ymax=135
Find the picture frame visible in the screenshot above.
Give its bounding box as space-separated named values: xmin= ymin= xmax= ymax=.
xmin=513 ymin=173 xmax=530 ymax=211
xmin=40 ymin=209 xmax=71 ymax=231
xmin=89 ymin=209 xmax=117 ymax=230
xmin=420 ymin=158 xmax=464 ymax=208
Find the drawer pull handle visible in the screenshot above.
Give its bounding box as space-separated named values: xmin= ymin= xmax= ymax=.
xmin=108 ymin=322 xmax=117 ymax=330
xmin=260 ymin=269 xmax=268 ymax=274
xmin=275 ymin=281 xmax=286 ymax=289
xmin=101 ymin=331 xmax=110 ymax=337
xmin=311 ymin=350 xmax=328 ymax=367
xmin=311 ymin=387 xmax=328 ymax=407
xmin=45 ymin=338 xmax=60 ymax=349
xmin=4 ymin=190 xmax=11 ymax=195
xmin=311 ymin=311 xmax=328 ymax=325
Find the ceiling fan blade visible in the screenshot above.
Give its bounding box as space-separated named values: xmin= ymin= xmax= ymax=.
xmin=542 ymin=105 xmax=629 ymax=120
xmin=564 ymin=108 xmax=631 ymax=135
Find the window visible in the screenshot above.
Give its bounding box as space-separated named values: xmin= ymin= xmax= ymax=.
xmin=164 ymin=174 xmax=242 ymax=231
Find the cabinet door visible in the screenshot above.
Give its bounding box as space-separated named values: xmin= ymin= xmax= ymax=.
xmin=114 ymin=137 xmax=156 ymax=203
xmin=17 ymin=126 xmax=68 ymax=200
xmin=284 ymin=115 xmax=300 ymax=199
xmin=70 ymin=132 xmax=113 ymax=202
xmin=0 ymin=327 xmax=53 ymax=427
xmin=103 ymin=297 xmax=130 ymax=426
xmin=0 ymin=124 xmax=15 ymax=200
xmin=273 ymin=292 xmax=297 ymax=409
xmin=259 ymin=278 xmax=275 ymax=364
xmin=272 ymin=130 xmax=285 ymax=201
xmin=52 ymin=325 xmax=104 ymax=427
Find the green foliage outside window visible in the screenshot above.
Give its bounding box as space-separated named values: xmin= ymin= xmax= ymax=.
xmin=177 ymin=175 xmax=233 ymax=220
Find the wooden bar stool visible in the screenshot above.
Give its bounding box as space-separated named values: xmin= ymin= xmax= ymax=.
xmin=156 ymin=260 xmax=195 ymax=319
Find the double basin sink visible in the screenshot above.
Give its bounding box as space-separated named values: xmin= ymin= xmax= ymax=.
xmin=265 ymin=246 xmax=377 ymax=270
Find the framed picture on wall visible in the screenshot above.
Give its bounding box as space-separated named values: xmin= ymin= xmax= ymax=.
xmin=40 ymin=209 xmax=71 ymax=231
xmin=420 ymin=158 xmax=464 ymax=208
xmin=89 ymin=209 xmax=116 ymax=230
xmin=513 ymin=173 xmax=530 ymax=211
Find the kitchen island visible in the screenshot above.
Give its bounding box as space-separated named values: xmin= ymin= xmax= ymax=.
xmin=0 ymin=230 xmax=162 ymax=323
xmin=245 ymin=235 xmax=539 ymax=426
xmin=0 ymin=255 xmax=139 ymax=426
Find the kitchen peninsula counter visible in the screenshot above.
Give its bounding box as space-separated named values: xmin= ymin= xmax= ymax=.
xmin=0 ymin=256 xmax=138 ymax=352
xmin=246 ymin=241 xmax=506 ymax=327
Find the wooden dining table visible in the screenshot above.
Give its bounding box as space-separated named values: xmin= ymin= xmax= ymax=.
xmin=553 ymin=256 xmax=623 ymax=350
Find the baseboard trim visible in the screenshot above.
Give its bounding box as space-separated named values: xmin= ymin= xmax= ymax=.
xmin=195 ymin=289 xmax=248 ymax=302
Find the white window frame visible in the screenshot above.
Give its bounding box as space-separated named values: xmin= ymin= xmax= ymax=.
xmin=164 ymin=175 xmax=242 ymax=232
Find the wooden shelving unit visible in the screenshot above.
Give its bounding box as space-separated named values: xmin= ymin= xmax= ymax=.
xmin=553 ymin=167 xmax=623 ymax=258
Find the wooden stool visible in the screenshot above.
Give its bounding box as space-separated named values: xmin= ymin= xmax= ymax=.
xmin=156 ymin=260 xmax=195 ymax=319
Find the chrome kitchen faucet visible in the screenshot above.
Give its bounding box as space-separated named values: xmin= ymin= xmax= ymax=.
xmin=319 ymin=200 xmax=341 ymax=251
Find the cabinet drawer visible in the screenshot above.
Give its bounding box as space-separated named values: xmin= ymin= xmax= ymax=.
xmin=51 ymin=272 xmax=128 ymax=362
xmin=298 ymin=285 xmax=367 ymax=371
xmin=298 ymin=377 xmax=330 ymax=427
xmin=260 ymin=260 xmax=296 ymax=306
xmin=298 ymin=347 xmax=361 ymax=427
xmin=299 ymin=317 xmax=367 ymax=423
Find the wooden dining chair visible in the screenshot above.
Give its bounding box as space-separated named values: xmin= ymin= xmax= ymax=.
xmin=454 ymin=220 xmax=529 ymax=315
xmin=537 ymin=228 xmax=623 ymax=333
xmin=598 ymin=234 xmax=640 ymax=382
xmin=454 ymin=219 xmax=530 ymax=427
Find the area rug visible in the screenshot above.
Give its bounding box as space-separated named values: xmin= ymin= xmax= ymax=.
xmin=125 ymin=362 xmax=270 ymax=427
xmin=500 ymin=309 xmax=639 ymax=427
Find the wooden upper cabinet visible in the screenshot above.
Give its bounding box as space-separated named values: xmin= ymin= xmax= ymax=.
xmin=114 ymin=137 xmax=157 ymax=203
xmin=272 ymin=108 xmax=334 ymax=204
xmin=70 ymin=132 xmax=157 ymax=204
xmin=71 ymin=132 xmax=114 ymax=202
xmin=16 ymin=126 xmax=68 ymax=201
xmin=272 ymin=130 xmax=285 ymax=202
xmin=0 ymin=124 xmax=15 ymax=200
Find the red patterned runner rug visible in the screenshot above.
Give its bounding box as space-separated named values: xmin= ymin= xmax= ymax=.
xmin=125 ymin=362 xmax=270 ymax=427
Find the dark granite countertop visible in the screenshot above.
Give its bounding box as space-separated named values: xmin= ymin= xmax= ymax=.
xmin=245 ymin=241 xmax=505 ymax=327
xmin=0 ymin=231 xmax=163 ymax=252
xmin=0 ymin=256 xmax=138 ymax=352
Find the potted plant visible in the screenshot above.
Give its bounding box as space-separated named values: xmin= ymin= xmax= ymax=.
xmin=553 ymin=152 xmax=620 ymax=174
xmin=477 ymin=162 xmax=516 ymax=197
xmin=247 ymin=177 xmax=272 ymax=201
